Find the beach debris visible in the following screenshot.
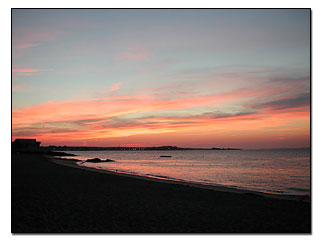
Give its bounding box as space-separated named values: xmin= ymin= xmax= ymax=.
xmin=160 ymin=155 xmax=172 ymax=157
xmin=85 ymin=158 xmax=115 ymax=163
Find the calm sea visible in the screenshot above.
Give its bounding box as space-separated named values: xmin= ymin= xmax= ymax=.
xmin=61 ymin=148 xmax=310 ymax=196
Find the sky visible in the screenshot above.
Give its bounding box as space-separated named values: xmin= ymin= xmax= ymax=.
xmin=12 ymin=9 xmax=310 ymax=149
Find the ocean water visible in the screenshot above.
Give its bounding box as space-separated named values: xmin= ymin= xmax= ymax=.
xmin=61 ymin=148 xmax=310 ymax=196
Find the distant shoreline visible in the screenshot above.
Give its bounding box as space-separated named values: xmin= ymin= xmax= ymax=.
xmin=38 ymin=146 xmax=310 ymax=151
xmin=42 ymin=145 xmax=242 ymax=151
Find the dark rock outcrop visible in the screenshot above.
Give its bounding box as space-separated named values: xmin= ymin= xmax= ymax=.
xmin=86 ymin=158 xmax=115 ymax=163
xmin=86 ymin=158 xmax=102 ymax=162
xmin=104 ymin=158 xmax=115 ymax=162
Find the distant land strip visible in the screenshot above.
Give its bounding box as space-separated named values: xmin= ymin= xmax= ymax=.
xmin=41 ymin=146 xmax=242 ymax=151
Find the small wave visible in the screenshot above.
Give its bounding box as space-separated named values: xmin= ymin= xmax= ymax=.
xmin=146 ymin=173 xmax=178 ymax=180
xmin=199 ymin=179 xmax=213 ymax=183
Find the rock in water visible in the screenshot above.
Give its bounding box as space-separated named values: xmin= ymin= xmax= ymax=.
xmin=105 ymin=158 xmax=115 ymax=162
xmin=85 ymin=158 xmax=115 ymax=162
xmin=85 ymin=158 xmax=103 ymax=162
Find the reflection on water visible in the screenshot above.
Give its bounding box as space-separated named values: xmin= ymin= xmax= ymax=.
xmin=62 ymin=148 xmax=310 ymax=195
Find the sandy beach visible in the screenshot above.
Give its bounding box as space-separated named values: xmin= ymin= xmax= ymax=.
xmin=12 ymin=153 xmax=311 ymax=233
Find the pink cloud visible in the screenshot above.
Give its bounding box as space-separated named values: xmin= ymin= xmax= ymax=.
xmin=13 ymin=27 xmax=62 ymax=58
xmin=13 ymin=68 xmax=40 ymax=73
xmin=116 ymin=46 xmax=153 ymax=61
xmin=15 ymin=43 xmax=41 ymax=49
xmin=12 ymin=68 xmax=40 ymax=78
xmin=140 ymin=69 xmax=150 ymax=74
xmin=13 ymin=27 xmax=58 ymax=44
xmin=139 ymin=60 xmax=174 ymax=74
xmin=12 ymin=83 xmax=54 ymax=93
xmin=116 ymin=52 xmax=152 ymax=61
xmin=12 ymin=84 xmax=25 ymax=92
xmin=104 ymin=82 xmax=122 ymax=93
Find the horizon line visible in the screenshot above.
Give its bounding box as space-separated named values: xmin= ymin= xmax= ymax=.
xmin=39 ymin=145 xmax=310 ymax=150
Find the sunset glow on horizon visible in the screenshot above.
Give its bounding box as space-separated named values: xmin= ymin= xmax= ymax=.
xmin=12 ymin=9 xmax=310 ymax=149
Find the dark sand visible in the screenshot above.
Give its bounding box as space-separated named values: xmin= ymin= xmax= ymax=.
xmin=12 ymin=153 xmax=311 ymax=233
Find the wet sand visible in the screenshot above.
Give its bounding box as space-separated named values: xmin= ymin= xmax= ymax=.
xmin=12 ymin=153 xmax=311 ymax=233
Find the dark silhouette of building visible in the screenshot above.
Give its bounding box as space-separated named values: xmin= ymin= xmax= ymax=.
xmin=12 ymin=139 xmax=41 ymax=152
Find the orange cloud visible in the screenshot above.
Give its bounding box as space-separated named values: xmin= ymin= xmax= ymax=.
xmin=12 ymin=84 xmax=310 ymax=147
xmin=12 ymin=87 xmax=294 ymax=128
xmin=12 ymin=107 xmax=310 ymax=148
